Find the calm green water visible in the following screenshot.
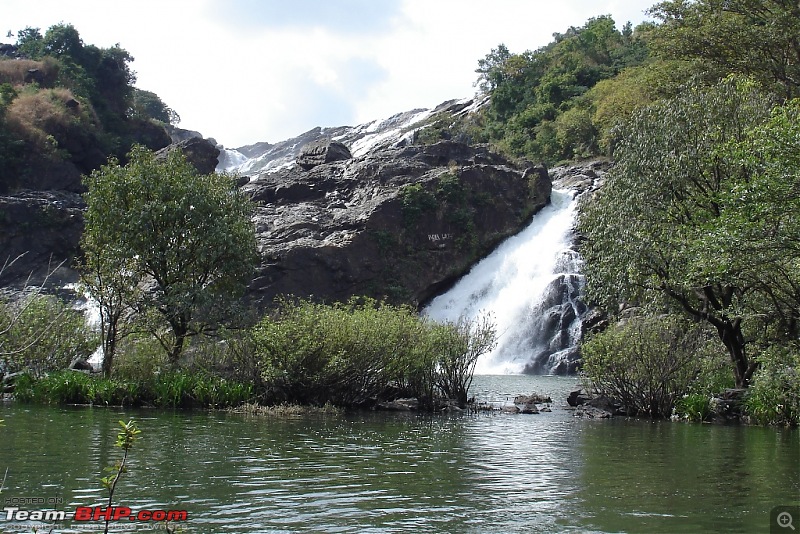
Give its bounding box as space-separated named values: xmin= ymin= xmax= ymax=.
xmin=0 ymin=375 xmax=797 ymax=533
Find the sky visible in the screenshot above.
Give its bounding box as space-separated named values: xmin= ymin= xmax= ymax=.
xmin=3 ymin=0 xmax=654 ymax=149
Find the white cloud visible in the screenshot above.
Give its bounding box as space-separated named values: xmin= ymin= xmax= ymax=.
xmin=2 ymin=0 xmax=653 ymax=148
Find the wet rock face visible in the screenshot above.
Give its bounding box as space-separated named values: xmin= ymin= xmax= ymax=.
xmin=244 ymin=140 xmax=551 ymax=310
xmin=0 ymin=190 xmax=84 ymax=289
xmin=296 ymin=140 xmax=352 ymax=170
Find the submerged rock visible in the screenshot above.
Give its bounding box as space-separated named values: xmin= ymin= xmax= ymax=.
xmin=376 ymin=398 xmax=419 ymax=411
xmin=514 ymin=393 xmax=552 ymax=404
xmin=573 ymin=405 xmax=613 ymax=418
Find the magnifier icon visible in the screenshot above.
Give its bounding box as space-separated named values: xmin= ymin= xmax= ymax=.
xmin=778 ymin=511 xmax=796 ymax=530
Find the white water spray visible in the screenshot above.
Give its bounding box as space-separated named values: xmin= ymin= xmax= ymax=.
xmin=424 ymin=189 xmax=586 ymax=375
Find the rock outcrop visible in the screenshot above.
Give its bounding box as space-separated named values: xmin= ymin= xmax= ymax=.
xmin=0 ymin=190 xmax=84 ymax=288
xmin=243 ymin=140 xmax=550 ymax=309
xmin=296 ymin=139 xmax=352 ymax=170
xmin=0 ymin=137 xmax=217 ymax=291
xmin=155 ymin=137 xmax=220 ymax=176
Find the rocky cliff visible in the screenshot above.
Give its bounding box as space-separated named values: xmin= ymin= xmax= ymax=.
xmin=0 ymin=100 xmax=550 ymax=314
xmin=244 ymin=139 xmax=550 ymax=309
xmin=0 ymin=136 xmax=219 ymax=290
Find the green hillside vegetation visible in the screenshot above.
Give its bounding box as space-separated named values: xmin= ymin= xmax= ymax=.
xmin=0 ymin=23 xmax=177 ymax=192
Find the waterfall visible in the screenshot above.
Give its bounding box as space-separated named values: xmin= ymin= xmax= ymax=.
xmin=424 ymin=188 xmax=586 ymax=375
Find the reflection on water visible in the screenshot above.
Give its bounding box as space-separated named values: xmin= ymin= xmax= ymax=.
xmin=0 ymin=375 xmax=797 ymax=533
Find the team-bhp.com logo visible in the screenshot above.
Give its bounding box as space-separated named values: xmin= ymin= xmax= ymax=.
xmin=4 ymin=505 xmax=188 ymax=523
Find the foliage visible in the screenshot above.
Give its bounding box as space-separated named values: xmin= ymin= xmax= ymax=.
xmin=399 ymin=183 xmax=437 ymax=225
xmin=473 ymin=16 xmax=652 ymax=163
xmin=16 ymin=23 xmax=136 ymax=126
xmin=708 ymin=99 xmax=800 ymax=342
xmin=432 ymin=314 xmax=496 ymax=406
xmin=251 ymin=297 xmax=495 ymax=409
xmin=0 ymin=23 xmax=176 ymax=187
xmin=674 ymin=394 xmax=712 ymax=422
xmin=4 ymin=87 xmax=101 ymax=165
xmin=110 ymin=333 xmax=168 ymax=380
xmin=744 ymin=345 xmax=800 ymax=426
xmin=150 ymin=370 xmax=253 ymax=409
xmin=581 ymin=315 xmax=712 ymax=417
xmin=131 ymin=88 xmax=180 ymax=125
xmin=578 ymin=78 xmax=774 ymax=388
xmin=0 ymin=57 xmax=60 ymax=86
xmin=0 ymin=294 xmax=97 ymax=377
xmin=586 ymin=64 xmax=660 ymax=153
xmin=81 ymin=145 xmax=258 ymax=367
xmin=648 ymin=0 xmax=800 ymax=99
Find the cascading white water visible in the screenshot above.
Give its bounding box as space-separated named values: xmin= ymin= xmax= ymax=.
xmin=424 ymin=188 xmax=586 ymax=375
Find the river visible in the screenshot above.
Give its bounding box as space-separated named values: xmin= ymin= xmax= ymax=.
xmin=1 ymin=375 xmax=797 ymax=533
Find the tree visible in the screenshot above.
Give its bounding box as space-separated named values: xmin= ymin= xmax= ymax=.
xmin=131 ymin=88 xmax=180 ymax=125
xmin=475 ymin=43 xmax=512 ymax=93
xmin=15 ymin=27 xmax=44 ymax=59
xmin=578 ymin=78 xmax=774 ymax=388
xmin=648 ymin=0 xmax=800 ymax=99
xmin=81 ymin=145 xmax=258 ymax=368
xmin=709 ymin=98 xmax=800 ymax=340
xmin=78 ymin=245 xmax=140 ymax=378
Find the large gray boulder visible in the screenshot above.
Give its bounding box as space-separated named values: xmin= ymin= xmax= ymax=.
xmin=296 ymin=139 xmax=352 ymax=170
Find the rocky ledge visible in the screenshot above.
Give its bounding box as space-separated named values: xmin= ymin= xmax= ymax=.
xmin=0 ymin=135 xmax=550 ymax=313
xmin=243 ymin=139 xmax=550 ymax=309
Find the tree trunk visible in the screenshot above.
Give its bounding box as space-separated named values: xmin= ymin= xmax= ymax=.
xmin=167 ymin=315 xmax=188 ymax=367
xmin=716 ymin=318 xmax=756 ymax=388
xmin=101 ymin=314 xmax=119 ymax=378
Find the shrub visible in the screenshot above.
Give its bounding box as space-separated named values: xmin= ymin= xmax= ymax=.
xmin=253 ymin=297 xmax=422 ymax=406
xmin=0 ymin=294 xmax=97 ymax=377
xmin=112 ymin=334 xmax=168 ymax=380
xmin=745 ymin=346 xmax=800 ymax=426
xmin=4 ymin=87 xmax=99 ymax=157
xmin=433 ymin=314 xmax=496 ymax=406
xmin=581 ymin=315 xmax=710 ymax=418
xmin=399 ymin=183 xmax=437 ymax=226
xmin=674 ymin=393 xmax=712 ymax=422
xmin=251 ymin=297 xmax=496 ymax=409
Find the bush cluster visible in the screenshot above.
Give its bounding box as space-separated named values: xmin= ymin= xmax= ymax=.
xmin=581 ymin=315 xmax=724 ymax=418
xmin=745 ymin=346 xmax=800 ymax=426
xmin=0 ymin=294 xmax=97 ymax=378
xmin=251 ymin=297 xmax=495 ymax=409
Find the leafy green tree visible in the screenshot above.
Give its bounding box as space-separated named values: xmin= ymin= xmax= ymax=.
xmin=78 ymin=246 xmax=140 ymax=378
xmin=15 ymin=27 xmax=45 ymax=59
xmin=578 ymin=78 xmax=774 ymax=388
xmin=648 ymin=0 xmax=800 ymax=98
xmin=708 ymin=98 xmax=800 ymax=340
xmin=475 ymin=43 xmax=512 ymax=93
xmin=81 ymin=145 xmax=258 ymax=367
xmin=42 ymin=23 xmax=83 ymax=58
xmin=131 ymin=88 xmax=180 ymax=125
